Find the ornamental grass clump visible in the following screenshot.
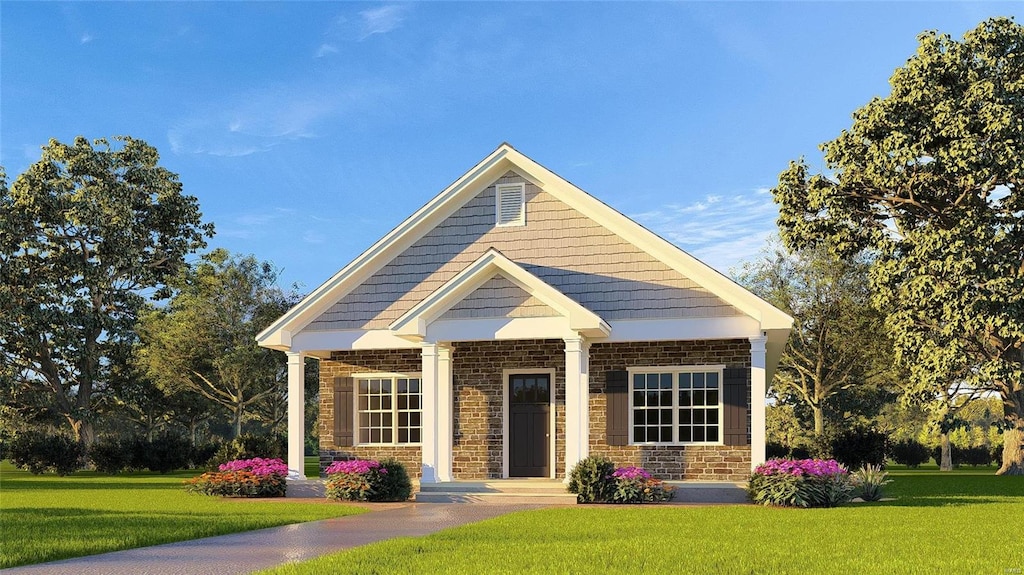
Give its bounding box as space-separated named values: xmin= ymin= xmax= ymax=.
xmin=851 ymin=464 xmax=891 ymax=502
xmin=184 ymin=457 xmax=288 ymax=498
xmin=325 ymin=458 xmax=411 ymax=502
xmin=748 ymin=458 xmax=853 ymax=508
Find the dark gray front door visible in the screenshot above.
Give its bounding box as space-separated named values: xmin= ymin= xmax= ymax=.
xmin=509 ymin=373 xmax=551 ymax=477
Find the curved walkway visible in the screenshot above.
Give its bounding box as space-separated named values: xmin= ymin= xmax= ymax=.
xmin=0 ymin=503 xmax=547 ymax=575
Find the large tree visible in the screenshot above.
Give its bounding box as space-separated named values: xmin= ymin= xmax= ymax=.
xmin=136 ymin=249 xmax=294 ymax=438
xmin=772 ymin=18 xmax=1024 ymax=475
xmin=739 ymin=242 xmax=894 ymax=437
xmin=0 ymin=137 xmax=213 ymax=445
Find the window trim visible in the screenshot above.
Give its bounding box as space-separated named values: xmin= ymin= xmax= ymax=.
xmin=495 ymin=182 xmax=527 ymax=227
xmin=352 ymin=372 xmax=423 ymax=447
xmin=626 ymin=365 xmax=725 ymax=447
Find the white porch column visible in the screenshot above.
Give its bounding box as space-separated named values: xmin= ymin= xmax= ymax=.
xmin=420 ymin=343 xmax=439 ymax=483
xmin=564 ymin=336 xmax=590 ymax=481
xmin=750 ymin=335 xmax=768 ymax=470
xmin=436 ymin=345 xmax=454 ymax=482
xmin=286 ymin=352 xmax=307 ymax=480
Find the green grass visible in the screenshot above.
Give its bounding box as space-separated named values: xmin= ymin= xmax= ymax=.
xmin=261 ymin=467 xmax=1024 ymax=575
xmin=0 ymin=461 xmax=365 ymax=569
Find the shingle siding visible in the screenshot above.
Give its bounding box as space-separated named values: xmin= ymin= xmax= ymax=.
xmin=440 ymin=274 xmax=557 ymax=320
xmin=306 ymin=171 xmax=741 ymax=331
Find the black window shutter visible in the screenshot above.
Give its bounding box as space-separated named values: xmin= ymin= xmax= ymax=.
xmin=334 ymin=377 xmax=354 ymax=447
xmin=605 ymin=370 xmax=629 ymax=446
xmin=723 ymin=367 xmax=750 ymax=446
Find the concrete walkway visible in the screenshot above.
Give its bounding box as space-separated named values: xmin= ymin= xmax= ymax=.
xmin=0 ymin=503 xmax=546 ymax=575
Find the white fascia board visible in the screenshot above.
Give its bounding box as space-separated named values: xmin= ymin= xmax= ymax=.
xmin=290 ymin=329 xmax=422 ymax=352
xmin=257 ymin=145 xmax=523 ymax=347
xmin=601 ymin=316 xmax=762 ymax=343
xmin=501 ymin=148 xmax=794 ymax=331
xmin=390 ymin=248 xmax=609 ymax=339
xmin=427 ymin=317 xmax=574 ymax=342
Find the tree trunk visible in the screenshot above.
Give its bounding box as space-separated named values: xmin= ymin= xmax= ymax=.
xmin=233 ymin=406 xmax=243 ymax=438
xmin=940 ymin=433 xmax=953 ymax=471
xmin=813 ymin=406 xmax=824 ymax=436
xmin=997 ymin=390 xmax=1024 ymax=475
xmin=67 ymin=417 xmax=96 ymax=447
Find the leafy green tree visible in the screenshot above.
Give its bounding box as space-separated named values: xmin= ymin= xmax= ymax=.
xmin=772 ymin=18 xmax=1024 ymax=475
xmin=0 ymin=138 xmax=213 ymax=445
xmin=739 ymin=242 xmax=895 ymax=436
xmin=136 ymin=249 xmax=294 ymax=438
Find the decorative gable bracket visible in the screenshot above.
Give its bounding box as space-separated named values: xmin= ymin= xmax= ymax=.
xmin=389 ymin=248 xmax=611 ymax=342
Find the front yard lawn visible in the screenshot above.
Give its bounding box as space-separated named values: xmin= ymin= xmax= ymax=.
xmin=262 ymin=467 xmax=1024 ymax=575
xmin=0 ymin=461 xmax=364 ymax=568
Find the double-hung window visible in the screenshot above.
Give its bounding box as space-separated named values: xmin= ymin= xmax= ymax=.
xmin=630 ymin=367 xmax=723 ymax=445
xmin=356 ymin=375 xmax=422 ymax=445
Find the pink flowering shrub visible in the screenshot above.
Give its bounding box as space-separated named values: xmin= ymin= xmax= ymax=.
xmin=185 ymin=457 xmax=288 ymax=498
xmin=325 ymin=458 xmax=411 ymax=502
xmin=610 ymin=466 xmax=675 ymax=503
xmin=748 ymin=458 xmax=853 ymax=507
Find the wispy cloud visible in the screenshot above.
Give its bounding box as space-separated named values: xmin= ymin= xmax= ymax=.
xmin=168 ymin=81 xmax=391 ymax=157
xmin=315 ymin=43 xmax=339 ymax=58
xmin=359 ymin=5 xmax=407 ymax=40
xmin=631 ymin=188 xmax=779 ymax=275
xmin=80 ymin=33 xmax=94 ymax=44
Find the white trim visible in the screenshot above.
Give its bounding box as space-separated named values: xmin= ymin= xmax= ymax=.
xmin=256 ymin=143 xmax=792 ymax=351
xmin=427 ymin=316 xmax=576 ymax=343
xmin=626 ymin=365 xmax=726 ymax=447
xmin=291 ymin=329 xmax=421 ymax=352
xmin=390 ymin=248 xmax=610 ymax=340
xmin=601 ymin=316 xmax=761 ymax=342
xmin=563 ymin=337 xmax=589 ymax=481
xmin=495 ymin=182 xmax=526 ymax=227
xmin=350 ymin=372 xmax=424 ymax=448
xmin=501 ymin=368 xmax=557 ymax=480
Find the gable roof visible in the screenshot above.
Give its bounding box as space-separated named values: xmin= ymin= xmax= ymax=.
xmin=390 ymin=248 xmax=611 ymax=341
xmin=257 ymin=143 xmax=792 ymax=349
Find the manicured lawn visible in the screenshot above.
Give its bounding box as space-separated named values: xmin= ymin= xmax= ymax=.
xmin=262 ymin=467 xmax=1024 ymax=575
xmin=0 ymin=461 xmax=364 ymax=569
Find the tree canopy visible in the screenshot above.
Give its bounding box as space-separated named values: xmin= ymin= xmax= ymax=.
xmin=772 ymin=18 xmax=1024 ymax=475
xmin=0 ymin=137 xmax=214 ymax=444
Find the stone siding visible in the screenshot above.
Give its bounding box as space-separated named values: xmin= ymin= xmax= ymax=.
xmin=318 ymin=349 xmax=423 ymax=477
xmin=588 ymin=340 xmax=753 ymax=481
xmin=317 ymin=340 xmax=753 ymax=482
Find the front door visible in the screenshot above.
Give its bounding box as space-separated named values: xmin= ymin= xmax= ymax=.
xmin=509 ymin=373 xmax=551 ymax=477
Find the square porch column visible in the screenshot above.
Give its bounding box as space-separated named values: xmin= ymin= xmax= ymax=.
xmin=564 ymin=336 xmax=590 ymax=480
xmin=421 ymin=343 xmax=454 ymax=483
xmin=286 ymin=352 xmax=307 ymax=480
xmin=750 ymin=335 xmax=768 ymax=470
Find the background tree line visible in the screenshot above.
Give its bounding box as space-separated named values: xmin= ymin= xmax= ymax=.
xmin=0 ymin=137 xmax=317 ymax=473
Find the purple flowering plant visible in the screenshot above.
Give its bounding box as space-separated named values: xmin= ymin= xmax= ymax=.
xmin=219 ymin=457 xmax=289 ymax=477
xmin=325 ymin=459 xmax=387 ymax=476
xmin=325 ymin=458 xmax=411 ymax=502
xmin=749 ymin=458 xmax=853 ymax=508
xmin=611 ymin=466 xmax=652 ymax=481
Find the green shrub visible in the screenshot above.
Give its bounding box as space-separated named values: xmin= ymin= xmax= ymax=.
xmin=132 ymin=434 xmax=192 ymax=474
xmin=567 ymin=455 xmax=616 ymax=503
xmin=815 ymin=426 xmax=889 ymax=470
xmin=324 ymin=458 xmax=412 ymax=502
xmin=890 ymin=439 xmax=930 ymax=468
xmin=851 ymin=464 xmax=891 ymax=501
xmin=960 ymin=445 xmax=993 ymax=466
xmin=188 ymin=441 xmax=220 ymax=469
xmin=89 ymin=437 xmax=135 ymax=474
xmin=374 ymin=458 xmax=413 ymax=501
xmin=766 ymin=442 xmax=789 ymax=459
xmin=8 ymin=432 xmax=84 ymax=476
xmin=748 ymin=458 xmax=853 ymax=508
xmin=931 ymin=445 xmax=963 ymax=467
xmin=993 ymin=444 xmax=1004 ymax=465
xmin=208 ymin=434 xmax=286 ymax=468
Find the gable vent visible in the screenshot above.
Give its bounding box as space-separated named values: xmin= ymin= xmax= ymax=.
xmin=496 ymin=183 xmax=526 ymax=227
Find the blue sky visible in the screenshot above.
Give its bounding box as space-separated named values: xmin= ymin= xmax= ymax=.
xmin=2 ymin=2 xmax=1020 ymax=292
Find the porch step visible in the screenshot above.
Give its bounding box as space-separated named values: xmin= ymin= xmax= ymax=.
xmin=415 ymin=480 xmax=578 ymax=504
xmin=666 ymin=481 xmax=749 ymax=504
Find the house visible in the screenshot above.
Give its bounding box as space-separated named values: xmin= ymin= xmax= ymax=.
xmin=257 ymin=144 xmax=792 ymax=484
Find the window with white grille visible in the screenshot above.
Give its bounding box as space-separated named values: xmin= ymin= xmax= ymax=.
xmin=495 ymin=183 xmax=526 ymax=227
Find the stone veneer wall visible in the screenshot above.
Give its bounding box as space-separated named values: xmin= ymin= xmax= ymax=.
xmin=451 ymin=339 xmax=566 ymax=479
xmin=318 ymin=349 xmax=423 ymax=477
xmin=318 ymin=339 xmax=753 ymax=481
xmin=588 ymin=340 xmax=753 ymax=481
